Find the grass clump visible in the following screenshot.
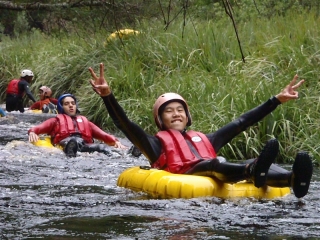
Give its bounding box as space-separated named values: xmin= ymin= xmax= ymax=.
xmin=1 ymin=8 xmax=320 ymax=163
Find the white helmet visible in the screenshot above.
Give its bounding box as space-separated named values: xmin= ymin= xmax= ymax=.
xmin=20 ymin=69 xmax=34 ymax=77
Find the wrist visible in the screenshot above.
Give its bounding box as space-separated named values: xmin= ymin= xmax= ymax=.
xmin=272 ymin=96 xmax=282 ymax=103
xmin=101 ymin=90 xmax=112 ymax=97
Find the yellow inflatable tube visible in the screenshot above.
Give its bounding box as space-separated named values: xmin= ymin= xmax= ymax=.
xmin=31 ymin=110 xmax=42 ymax=114
xmin=32 ymin=136 xmax=62 ymax=150
xmin=33 ymin=136 xmax=53 ymax=147
xmin=106 ymin=29 xmax=140 ymax=43
xmin=117 ymin=166 xmax=291 ymax=199
xmin=27 ymin=109 xmax=57 ymax=114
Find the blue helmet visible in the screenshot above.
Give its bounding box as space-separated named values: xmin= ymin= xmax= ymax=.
xmin=57 ymin=93 xmax=78 ymax=114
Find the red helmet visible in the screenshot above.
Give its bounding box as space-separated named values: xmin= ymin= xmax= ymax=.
xmin=39 ymin=86 xmax=52 ymax=98
xmin=153 ymin=93 xmax=192 ymax=130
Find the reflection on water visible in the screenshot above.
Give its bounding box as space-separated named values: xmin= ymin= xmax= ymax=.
xmin=0 ymin=117 xmax=319 ymax=239
xmin=42 ymin=215 xmax=159 ymax=237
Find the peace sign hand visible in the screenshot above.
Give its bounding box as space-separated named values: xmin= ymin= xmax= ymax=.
xmin=275 ymin=74 xmax=305 ymax=103
xmin=88 ymin=63 xmax=112 ymax=97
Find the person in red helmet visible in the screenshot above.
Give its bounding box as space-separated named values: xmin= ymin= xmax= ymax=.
xmin=28 ymin=93 xmax=128 ymax=157
xmin=6 ymin=69 xmax=37 ymax=113
xmin=88 ymin=63 xmax=313 ymax=198
xmin=29 ymin=86 xmax=58 ymax=113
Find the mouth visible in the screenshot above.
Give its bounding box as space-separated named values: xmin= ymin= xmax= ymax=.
xmin=171 ymin=119 xmax=182 ymax=123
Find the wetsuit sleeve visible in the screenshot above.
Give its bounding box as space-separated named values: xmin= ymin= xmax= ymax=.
xmin=29 ymin=102 xmax=40 ymax=110
xmin=28 ymin=118 xmax=57 ymax=135
xmin=101 ymin=94 xmax=161 ymax=164
xmin=207 ymin=97 xmax=281 ymax=152
xmin=21 ymin=81 xmax=36 ymax=102
xmin=89 ymin=121 xmax=118 ymax=145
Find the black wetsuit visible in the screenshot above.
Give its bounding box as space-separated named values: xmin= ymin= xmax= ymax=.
xmin=58 ymin=135 xmax=114 ymax=157
xmin=6 ymin=79 xmax=36 ymax=113
xmin=102 ymin=94 xmax=291 ymax=187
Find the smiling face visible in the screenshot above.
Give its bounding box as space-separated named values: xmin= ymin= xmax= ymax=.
xmin=39 ymin=89 xmax=45 ymax=100
xmin=62 ymin=96 xmax=77 ymax=116
xmin=160 ymin=101 xmax=188 ymax=131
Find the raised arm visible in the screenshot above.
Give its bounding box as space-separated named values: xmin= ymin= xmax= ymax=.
xmin=88 ymin=63 xmax=162 ymax=163
xmin=209 ymin=74 xmax=305 ymax=152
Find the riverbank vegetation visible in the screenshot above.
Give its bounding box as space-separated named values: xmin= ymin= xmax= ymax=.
xmin=1 ymin=1 xmax=320 ymax=163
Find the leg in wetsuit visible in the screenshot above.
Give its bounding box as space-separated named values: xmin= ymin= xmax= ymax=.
xmin=245 ymin=152 xmax=313 ymax=199
xmin=6 ymin=94 xmax=24 ymax=112
xmin=185 ymin=158 xmax=248 ymax=183
xmin=185 ymin=153 xmax=313 ymax=199
xmin=59 ymin=136 xmax=113 ymax=157
xmin=80 ymin=143 xmax=113 ymax=156
xmin=185 ymin=158 xmax=291 ymax=186
xmin=244 ymin=159 xmax=291 ymax=187
xmin=185 ymin=138 xmax=280 ymax=186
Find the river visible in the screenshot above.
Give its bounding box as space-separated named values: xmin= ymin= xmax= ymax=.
xmin=0 ymin=112 xmax=319 ymax=239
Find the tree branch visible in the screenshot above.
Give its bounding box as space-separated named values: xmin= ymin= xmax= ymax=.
xmin=222 ymin=0 xmax=246 ymax=63
xmin=0 ymin=0 xmax=112 ymax=10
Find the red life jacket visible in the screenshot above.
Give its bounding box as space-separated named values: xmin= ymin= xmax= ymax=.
xmin=6 ymin=79 xmax=21 ymax=96
xmin=38 ymin=98 xmax=51 ymax=110
xmin=53 ymin=114 xmax=93 ymax=144
xmin=152 ymin=129 xmax=217 ymax=173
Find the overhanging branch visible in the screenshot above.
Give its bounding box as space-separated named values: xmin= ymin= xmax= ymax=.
xmin=222 ymin=0 xmax=246 ymax=63
xmin=0 ymin=0 xmax=113 ymax=10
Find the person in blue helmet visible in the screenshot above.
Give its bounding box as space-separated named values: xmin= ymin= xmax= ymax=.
xmin=28 ymin=93 xmax=128 ymax=157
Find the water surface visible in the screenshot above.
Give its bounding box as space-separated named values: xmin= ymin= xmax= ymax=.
xmin=0 ymin=113 xmax=319 ymax=239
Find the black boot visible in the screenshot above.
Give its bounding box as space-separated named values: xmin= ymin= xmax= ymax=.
xmin=291 ymin=152 xmax=313 ymax=198
xmin=247 ymin=139 xmax=279 ymax=188
xmin=102 ymin=149 xmax=112 ymax=157
xmin=64 ymin=139 xmax=78 ymax=157
xmin=127 ymin=145 xmax=142 ymax=157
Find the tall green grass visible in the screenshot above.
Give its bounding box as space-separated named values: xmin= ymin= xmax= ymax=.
xmin=1 ymin=9 xmax=320 ymax=163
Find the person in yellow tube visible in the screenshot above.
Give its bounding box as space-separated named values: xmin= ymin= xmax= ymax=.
xmin=29 ymin=86 xmax=58 ymax=113
xmin=28 ymin=93 xmax=128 ymax=157
xmin=88 ymin=63 xmax=313 ymax=198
